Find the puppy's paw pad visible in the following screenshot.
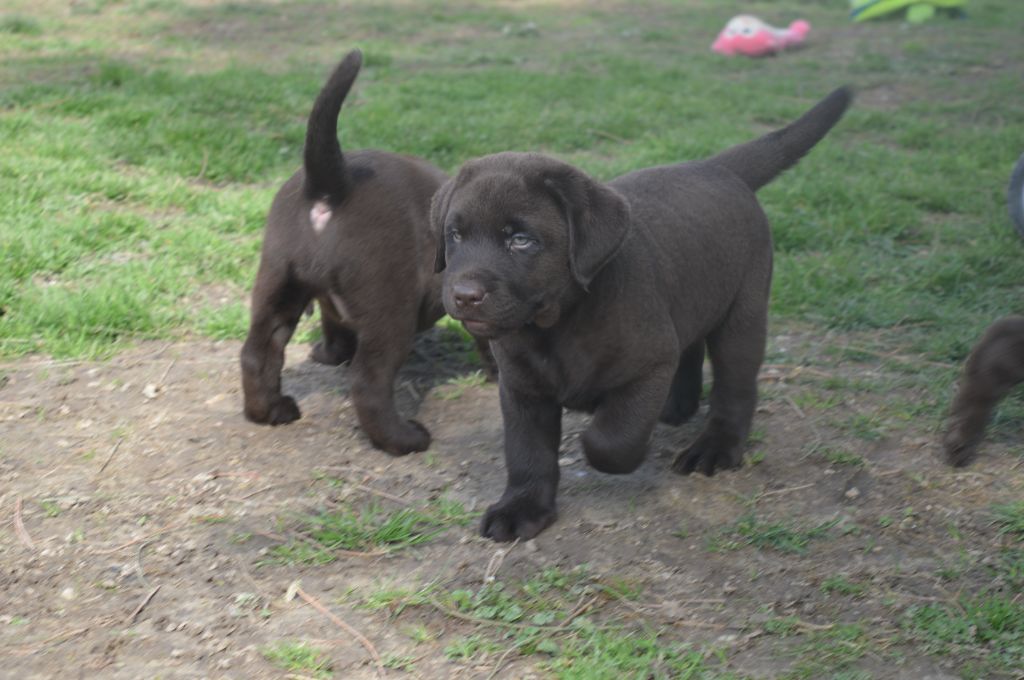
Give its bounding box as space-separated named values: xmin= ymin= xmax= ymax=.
xmin=245 ymin=396 xmax=301 ymax=425
xmin=480 ymin=497 xmax=556 ymax=542
xmin=942 ymin=430 xmax=978 ymax=468
xmin=377 ymin=420 xmax=431 ymax=456
xmin=671 ymin=448 xmax=711 ymax=476
xmin=267 ymin=396 xmax=301 ymax=425
xmin=671 ymin=439 xmax=741 ymax=477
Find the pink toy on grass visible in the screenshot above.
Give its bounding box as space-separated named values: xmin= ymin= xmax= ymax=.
xmin=711 ymin=15 xmax=810 ymax=57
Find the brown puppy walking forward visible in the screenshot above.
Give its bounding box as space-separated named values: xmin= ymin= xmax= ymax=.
xmin=433 ymin=87 xmax=853 ymax=541
xmin=241 ymin=50 xmax=489 ymax=455
xmin=944 ymin=316 xmax=1024 ymax=466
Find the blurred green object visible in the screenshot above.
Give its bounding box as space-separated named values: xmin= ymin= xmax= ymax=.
xmin=849 ymin=0 xmax=967 ymax=23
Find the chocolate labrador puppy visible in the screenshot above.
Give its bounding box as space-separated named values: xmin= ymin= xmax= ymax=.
xmin=241 ymin=50 xmax=490 ymax=455
xmin=433 ymin=87 xmax=853 ymax=541
xmin=944 ymin=316 xmax=1024 ymax=466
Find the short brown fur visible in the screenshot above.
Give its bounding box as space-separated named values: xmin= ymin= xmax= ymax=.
xmin=241 ymin=50 xmax=491 ymax=455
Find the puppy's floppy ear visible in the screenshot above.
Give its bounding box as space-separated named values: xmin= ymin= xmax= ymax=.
xmin=430 ymin=178 xmax=456 ymax=273
xmin=541 ymin=167 xmax=631 ymax=289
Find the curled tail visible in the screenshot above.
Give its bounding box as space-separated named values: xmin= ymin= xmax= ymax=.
xmin=303 ymin=49 xmax=363 ymax=203
xmin=710 ymin=86 xmax=853 ymax=192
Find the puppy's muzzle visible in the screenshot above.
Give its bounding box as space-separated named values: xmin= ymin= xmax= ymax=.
xmin=451 ymin=281 xmax=488 ymax=311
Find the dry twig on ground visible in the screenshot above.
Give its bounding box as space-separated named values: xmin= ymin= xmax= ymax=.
xmin=14 ymin=497 xmax=35 ymax=550
xmin=287 ymin=582 xmax=385 ymax=678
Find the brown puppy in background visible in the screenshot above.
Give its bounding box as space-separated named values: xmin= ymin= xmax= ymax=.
xmin=433 ymin=87 xmax=852 ymax=541
xmin=944 ymin=316 xmax=1024 ymax=466
xmin=241 ymin=50 xmax=490 ymax=455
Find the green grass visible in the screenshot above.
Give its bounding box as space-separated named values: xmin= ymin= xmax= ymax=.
xmin=38 ymin=499 xmax=62 ymax=517
xmin=361 ymin=565 xmax=731 ymax=678
xmin=993 ymin=547 xmax=1024 ymax=592
xmin=380 ymin=652 xmax=416 ymax=671
xmin=443 ymin=633 xmax=503 ymax=660
xmin=261 ymin=640 xmax=333 ymax=678
xmin=905 ymin=595 xmax=1024 ymax=678
xmin=821 ymin=575 xmax=866 ymax=597
xmin=362 ymin=565 xmax=597 ymax=624
xmin=836 ymin=411 xmax=888 ymax=442
xmin=266 ymin=498 xmax=475 ymax=564
xmin=762 ymin=619 xmax=879 ymax=680
xmin=439 ymin=369 xmax=489 ymax=399
xmin=899 ymin=509 xmax=1024 ymax=678
xmin=809 ymin=444 xmax=866 ymax=468
xmin=0 ymin=1 xmax=1022 ymax=361
xmin=548 ymin=628 xmax=715 ymax=680
xmin=710 ymin=513 xmax=839 ymax=555
xmin=992 ymin=501 xmax=1024 ymax=537
xmin=0 ymin=15 xmax=42 ymax=35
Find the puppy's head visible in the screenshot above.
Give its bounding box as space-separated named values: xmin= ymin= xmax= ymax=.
xmin=432 ymin=152 xmax=630 ymax=339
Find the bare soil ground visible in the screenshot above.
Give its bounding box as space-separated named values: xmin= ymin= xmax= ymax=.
xmin=2 ymin=327 xmax=1021 ymax=679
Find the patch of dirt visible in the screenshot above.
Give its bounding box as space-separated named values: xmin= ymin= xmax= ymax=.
xmin=1 ymin=327 xmax=1022 ymax=678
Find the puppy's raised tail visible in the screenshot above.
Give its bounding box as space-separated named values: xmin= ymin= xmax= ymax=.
xmin=709 ymin=86 xmax=853 ymax=192
xmin=303 ymin=49 xmax=363 ymax=204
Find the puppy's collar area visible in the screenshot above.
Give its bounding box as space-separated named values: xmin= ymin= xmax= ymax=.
xmin=310 ymin=200 xmax=332 ymax=233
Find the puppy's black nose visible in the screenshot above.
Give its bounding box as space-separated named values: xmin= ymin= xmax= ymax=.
xmin=452 ymin=282 xmax=486 ymax=308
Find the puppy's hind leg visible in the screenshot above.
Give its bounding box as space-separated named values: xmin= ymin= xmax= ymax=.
xmin=241 ymin=264 xmax=311 ymax=425
xmin=944 ymin=316 xmax=1024 ymax=467
xmin=660 ymin=341 xmax=704 ymax=425
xmin=349 ymin=317 xmax=431 ymax=455
xmin=310 ymin=294 xmax=357 ymax=366
xmin=672 ymin=306 xmax=765 ymax=476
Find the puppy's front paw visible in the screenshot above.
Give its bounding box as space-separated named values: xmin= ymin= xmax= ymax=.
xmin=481 ymin=496 xmax=556 ymax=542
xmin=373 ymin=419 xmax=431 ymax=456
xmin=942 ymin=426 xmax=979 ymax=468
xmin=245 ymin=396 xmax=301 ymax=426
xmin=671 ymin=431 xmax=743 ymax=476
